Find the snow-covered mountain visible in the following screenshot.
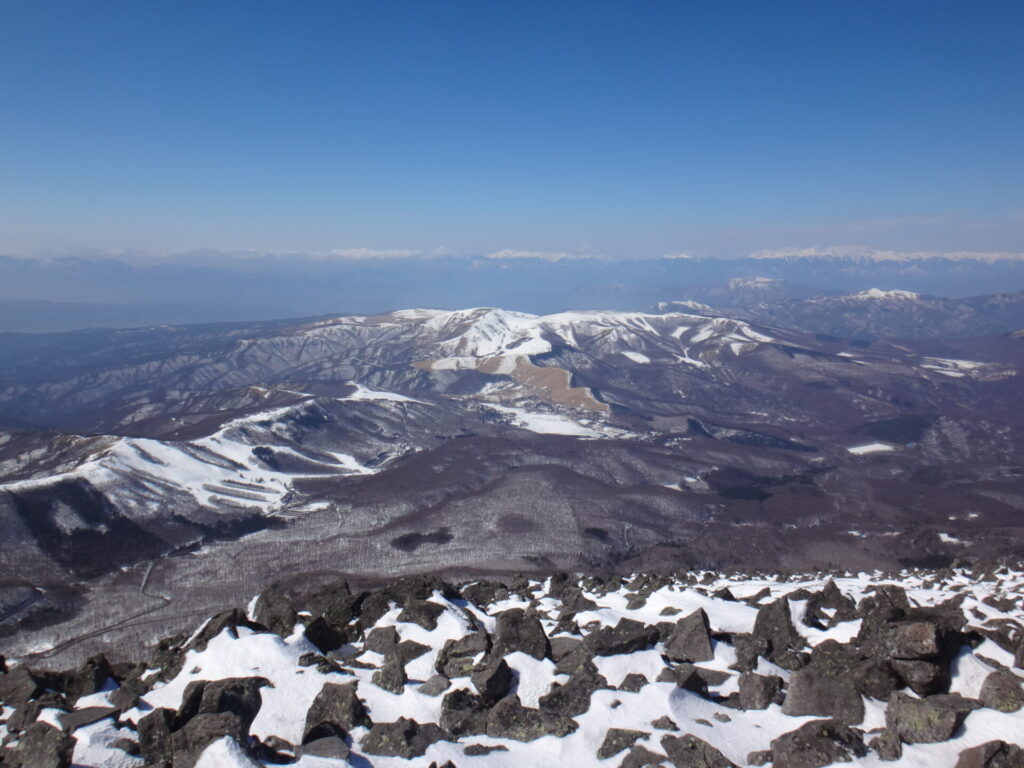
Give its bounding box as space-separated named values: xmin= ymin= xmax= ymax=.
xmin=658 ymin=283 xmax=1024 ymax=340
xmin=1 ymin=304 xmax=1022 ymax=671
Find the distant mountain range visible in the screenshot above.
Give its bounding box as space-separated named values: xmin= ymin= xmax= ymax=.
xmin=4 ymin=252 xmax=1024 ymax=331
xmin=657 ymin=277 xmax=1024 ymax=339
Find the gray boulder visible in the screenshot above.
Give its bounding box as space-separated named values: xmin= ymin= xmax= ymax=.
xmin=471 ymin=656 xmax=514 ymax=703
xmin=303 ymin=681 xmax=371 ymax=742
xmin=885 ymin=692 xmax=979 ymax=743
xmin=485 ymin=695 xmax=577 ymax=741
xmin=782 ymin=665 xmax=865 ymax=724
xmin=492 ymin=609 xmax=551 ymax=660
xmin=664 ymin=609 xmax=714 ymax=663
xmin=770 ymin=719 xmax=867 ymax=768
xmin=372 ymin=654 xmax=408 ymax=694
xmin=979 ymin=669 xmax=1024 ymax=713
xmin=3 ymin=722 xmax=75 ymax=768
xmin=597 ymin=728 xmax=649 ymax=759
xmin=440 ymin=689 xmax=489 ymax=736
xmin=539 ymin=667 xmax=609 ymax=717
xmin=752 ymin=599 xmax=807 ymax=667
xmin=661 ymin=733 xmax=737 ymax=768
xmin=170 ymin=712 xmax=247 ymax=768
xmin=360 ymin=717 xmax=446 ymax=758
xmin=955 ymin=741 xmax=1024 ymax=768
xmin=436 ymin=632 xmax=490 ymax=678
xmin=738 ymin=673 xmax=784 ymax=709
xmin=252 ymin=586 xmax=297 ymax=637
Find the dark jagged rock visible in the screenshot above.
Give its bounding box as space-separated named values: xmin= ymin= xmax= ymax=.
xmin=372 ymin=654 xmax=408 ymax=694
xmin=174 ymin=677 xmax=269 ymax=732
xmin=138 ymin=707 xmax=175 ymax=766
xmin=397 ymin=599 xmax=446 ymax=630
xmin=3 ymin=722 xmax=75 ymax=768
xmin=868 ymin=729 xmax=903 ymax=761
xmin=170 ymin=712 xmax=247 ymax=768
xmin=597 ymin=728 xmax=649 ymax=759
xmin=619 ymin=672 xmax=649 ymax=692
xmin=419 ymin=674 xmax=451 ymax=697
xmin=559 ymin=586 xmax=599 ymax=616
xmin=753 ymin=598 xmax=806 ymax=671
xmin=660 ymin=733 xmax=738 ymax=768
xmin=782 ymin=664 xmax=865 ymax=724
xmin=858 ymin=585 xmax=911 ymax=631
xmin=805 ymin=639 xmax=898 ymax=702
xmin=664 ymin=609 xmax=714 ymax=663
xmin=395 ymin=639 xmax=431 ymax=665
xmin=738 ymin=673 xmax=784 ymax=709
xmin=889 ymin=658 xmax=951 ymax=697
xmin=253 ymin=585 xmax=297 ymax=637
xmin=440 ymin=688 xmax=489 ymax=736
xmin=461 ymin=580 xmax=509 ymax=608
xmin=693 ymin=666 xmax=730 ymax=686
xmin=302 ymin=719 xmax=346 ymax=744
xmin=301 ymin=735 xmax=350 ymax=759
xmin=465 ymin=743 xmax=510 ymax=755
xmin=310 ymin=580 xmax=364 ymax=627
xmin=187 ymin=609 xmax=266 ymax=652
xmin=745 ymin=587 xmax=771 ymax=605
xmin=471 ymin=656 xmax=513 ymax=703
xmin=358 ymin=575 xmax=457 ymax=629
xmin=361 ymin=717 xmax=446 ymax=758
xmin=62 ymin=654 xmax=114 ymax=703
xmin=979 ymin=669 xmax=1024 ymax=712
xmin=485 ymin=695 xmax=577 ymax=741
xmin=730 ymin=634 xmax=770 ymax=672
xmin=539 ymin=667 xmax=609 ymax=717
xmin=804 ymin=580 xmax=857 ymax=627
xmin=652 ymin=715 xmax=680 ymax=730
xmin=656 ymin=664 xmax=708 ymax=696
xmin=297 ymin=652 xmax=347 ymax=675
xmin=622 ymin=745 xmax=673 ymax=768
xmin=856 ymin=601 xmax=967 ymax=696
xmin=885 ymin=692 xmax=979 ymax=743
xmin=977 ymin=620 xmax=1023 ymax=654
xmin=748 ymin=749 xmax=773 ymax=766
xmin=549 ymin=636 xmax=583 ymax=662
xmin=58 ymin=706 xmax=118 ymax=732
xmin=955 ymin=741 xmax=1024 ymax=768
xmin=436 ymin=631 xmax=490 ymax=678
xmin=587 ymin=618 xmax=660 ymax=657
xmin=770 ymin=719 xmax=867 ymax=768
xmin=148 ymin=634 xmax=188 ymax=681
xmin=303 ymin=617 xmax=346 ymax=652
xmin=111 ymin=737 xmax=141 ymax=756
xmin=108 ymin=669 xmax=149 ymax=712
xmin=365 ymin=626 xmax=399 ymax=654
xmin=492 ymin=608 xmax=551 ymax=660
xmin=7 ymin=692 xmax=69 ymax=734
xmin=0 ymin=667 xmax=45 ymax=708
xmin=848 ymin=657 xmax=901 ymax=701
xmin=303 ymin=681 xmax=371 ymax=740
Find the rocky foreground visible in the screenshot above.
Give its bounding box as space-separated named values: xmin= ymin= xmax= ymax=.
xmin=1 ymin=567 xmax=1023 ymax=767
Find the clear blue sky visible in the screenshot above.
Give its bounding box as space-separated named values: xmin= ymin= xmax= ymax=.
xmin=1 ymin=0 xmax=1021 ymax=258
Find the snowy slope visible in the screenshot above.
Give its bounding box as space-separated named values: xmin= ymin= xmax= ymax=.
xmin=7 ymin=567 xmax=1022 ymax=768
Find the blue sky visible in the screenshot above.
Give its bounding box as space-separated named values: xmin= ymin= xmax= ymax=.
xmin=1 ymin=0 xmax=1021 ymax=259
